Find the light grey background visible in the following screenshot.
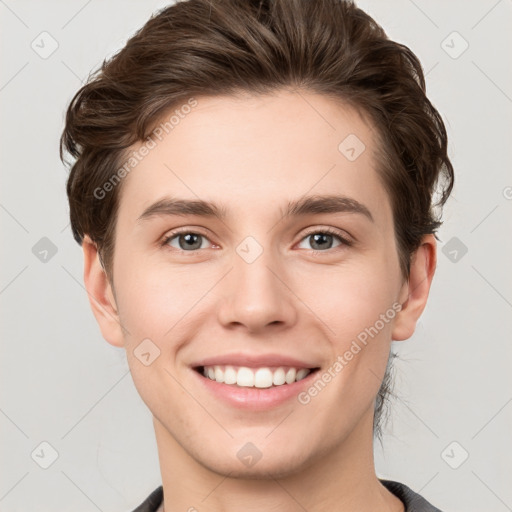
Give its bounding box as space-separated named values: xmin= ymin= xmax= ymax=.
xmin=1 ymin=0 xmax=511 ymax=511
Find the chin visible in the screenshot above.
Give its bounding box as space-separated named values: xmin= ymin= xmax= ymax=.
xmin=196 ymin=445 xmax=313 ymax=481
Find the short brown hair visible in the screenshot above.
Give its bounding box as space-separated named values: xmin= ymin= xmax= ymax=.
xmin=60 ymin=0 xmax=454 ymax=439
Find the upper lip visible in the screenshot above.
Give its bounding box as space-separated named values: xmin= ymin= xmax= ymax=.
xmin=191 ymin=352 xmax=320 ymax=369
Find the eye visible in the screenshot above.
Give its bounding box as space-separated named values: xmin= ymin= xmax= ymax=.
xmin=297 ymin=228 xmax=352 ymax=252
xmin=161 ymin=230 xmax=213 ymax=252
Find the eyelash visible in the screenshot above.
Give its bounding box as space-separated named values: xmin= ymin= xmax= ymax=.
xmin=159 ymin=227 xmax=353 ymax=254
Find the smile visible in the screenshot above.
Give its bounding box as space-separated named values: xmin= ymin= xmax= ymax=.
xmin=197 ymin=365 xmax=319 ymax=388
xmin=192 ymin=364 xmax=321 ymax=410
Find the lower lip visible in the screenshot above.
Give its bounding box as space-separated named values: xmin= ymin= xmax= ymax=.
xmin=192 ymin=368 xmax=319 ymax=410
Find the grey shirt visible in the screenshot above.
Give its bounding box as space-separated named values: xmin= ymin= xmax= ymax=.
xmin=131 ymin=479 xmax=444 ymax=511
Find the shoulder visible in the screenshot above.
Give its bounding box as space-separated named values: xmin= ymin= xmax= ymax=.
xmin=380 ymin=479 xmax=445 ymax=512
xmin=130 ymin=481 xmax=445 ymax=512
xmin=130 ymin=486 xmax=163 ymax=512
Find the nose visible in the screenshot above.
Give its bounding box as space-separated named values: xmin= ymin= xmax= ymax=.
xmin=216 ymin=247 xmax=298 ymax=334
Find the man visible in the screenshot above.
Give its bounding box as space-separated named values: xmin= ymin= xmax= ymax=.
xmin=60 ymin=0 xmax=453 ymax=510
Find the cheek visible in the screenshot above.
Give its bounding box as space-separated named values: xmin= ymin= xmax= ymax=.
xmin=114 ymin=259 xmax=194 ymax=409
xmin=113 ymin=256 xmax=189 ymax=341
xmin=303 ymin=255 xmax=400 ymax=339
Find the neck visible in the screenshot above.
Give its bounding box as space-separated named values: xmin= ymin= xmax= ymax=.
xmin=152 ymin=410 xmax=404 ymax=512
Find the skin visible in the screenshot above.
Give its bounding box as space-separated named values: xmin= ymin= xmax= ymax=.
xmin=82 ymin=89 xmax=436 ymax=512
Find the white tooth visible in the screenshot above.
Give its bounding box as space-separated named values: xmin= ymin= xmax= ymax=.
xmin=285 ymin=368 xmax=297 ymax=384
xmin=236 ymin=367 xmax=254 ymax=387
xmin=272 ymin=367 xmax=286 ymax=386
xmin=214 ymin=365 xmax=224 ymax=383
xmin=204 ymin=365 xmax=310 ymax=387
xmin=254 ymin=368 xmax=273 ymax=388
xmin=295 ymin=368 xmax=310 ymax=381
xmin=224 ymin=365 xmax=237 ymax=384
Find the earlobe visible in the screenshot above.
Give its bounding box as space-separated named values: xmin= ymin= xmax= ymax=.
xmin=82 ymin=235 xmax=125 ymax=347
xmin=392 ymin=234 xmax=437 ymax=341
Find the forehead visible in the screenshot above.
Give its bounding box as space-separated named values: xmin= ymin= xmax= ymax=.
xmin=116 ymin=90 xmax=391 ymax=227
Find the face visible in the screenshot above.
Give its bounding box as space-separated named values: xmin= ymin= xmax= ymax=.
xmin=85 ymin=89 xmax=431 ymax=478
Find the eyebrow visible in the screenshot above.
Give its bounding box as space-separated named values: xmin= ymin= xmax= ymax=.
xmin=136 ymin=194 xmax=374 ymax=223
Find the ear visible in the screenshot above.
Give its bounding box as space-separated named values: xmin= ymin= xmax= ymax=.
xmin=82 ymin=235 xmax=125 ymax=347
xmin=392 ymin=234 xmax=437 ymax=341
